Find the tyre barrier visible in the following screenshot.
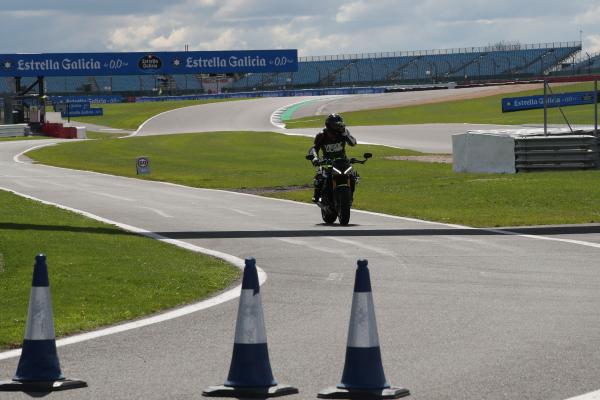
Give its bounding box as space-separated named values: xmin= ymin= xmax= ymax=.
xmin=0 ymin=255 xmax=87 ymax=393
xmin=318 ymin=259 xmax=410 ymax=399
xmin=203 ymin=257 xmax=299 ymax=398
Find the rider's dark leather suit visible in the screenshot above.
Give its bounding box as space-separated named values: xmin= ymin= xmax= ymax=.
xmin=307 ymin=128 xmax=357 ymax=201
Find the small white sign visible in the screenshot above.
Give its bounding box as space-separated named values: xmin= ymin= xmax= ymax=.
xmin=136 ymin=156 xmax=150 ymax=175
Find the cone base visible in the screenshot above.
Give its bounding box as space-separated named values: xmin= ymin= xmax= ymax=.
xmin=0 ymin=378 xmax=87 ymax=392
xmin=317 ymin=386 xmax=410 ymax=399
xmin=203 ymin=383 xmax=298 ymax=398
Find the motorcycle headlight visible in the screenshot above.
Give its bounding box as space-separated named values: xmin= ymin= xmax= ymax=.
xmin=332 ymin=167 xmax=342 ymax=175
xmin=344 ymin=166 xmax=353 ymax=174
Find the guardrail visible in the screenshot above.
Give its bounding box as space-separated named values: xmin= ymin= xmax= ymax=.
xmin=134 ymin=86 xmax=388 ymax=102
xmin=299 ymin=41 xmax=582 ymax=62
xmin=515 ymin=135 xmax=600 ymax=171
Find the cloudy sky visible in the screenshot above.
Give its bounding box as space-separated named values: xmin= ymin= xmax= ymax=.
xmin=1 ymin=0 xmax=599 ymax=57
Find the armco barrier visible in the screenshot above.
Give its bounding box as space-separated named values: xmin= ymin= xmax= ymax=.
xmin=135 ymin=86 xmax=387 ymax=103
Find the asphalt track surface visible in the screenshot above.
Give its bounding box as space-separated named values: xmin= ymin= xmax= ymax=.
xmin=1 ymin=91 xmax=600 ymax=400
xmin=136 ymin=88 xmax=516 ymax=153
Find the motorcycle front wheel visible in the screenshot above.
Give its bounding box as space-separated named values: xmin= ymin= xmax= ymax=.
xmin=321 ymin=207 xmax=337 ymax=224
xmin=336 ymin=186 xmax=352 ymax=226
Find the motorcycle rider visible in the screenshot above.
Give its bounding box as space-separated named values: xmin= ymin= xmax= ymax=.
xmin=307 ymin=113 xmax=357 ymax=202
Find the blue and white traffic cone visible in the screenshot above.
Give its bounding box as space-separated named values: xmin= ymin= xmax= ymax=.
xmin=203 ymin=257 xmax=298 ymax=397
xmin=0 ymin=255 xmax=87 ymax=392
xmin=318 ymin=259 xmax=409 ymax=399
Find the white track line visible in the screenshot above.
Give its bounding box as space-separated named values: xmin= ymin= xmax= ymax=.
xmin=326 ymin=237 xmax=397 ymax=257
xmin=230 ymin=208 xmax=255 ymax=217
xmin=89 ymin=190 xmax=134 ymax=202
xmin=0 ymin=185 xmax=266 ymax=361
xmin=13 ymin=141 xmax=600 ymax=252
xmin=131 ymin=107 xmax=180 ymax=137
xmin=565 ymin=390 xmax=600 ymax=400
xmin=138 ymin=206 xmax=173 ymax=218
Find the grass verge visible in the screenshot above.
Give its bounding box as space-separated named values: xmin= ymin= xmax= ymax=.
xmin=286 ymin=82 xmax=600 ymax=128
xmin=0 ymin=189 xmax=239 ymax=349
xmin=27 ymin=131 xmax=600 ymax=227
xmin=85 ymin=130 xmax=129 ymax=140
xmin=68 ymin=98 xmax=245 ymax=130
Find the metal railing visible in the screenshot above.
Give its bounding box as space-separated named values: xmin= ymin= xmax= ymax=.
xmin=299 ymin=41 xmax=582 ymax=62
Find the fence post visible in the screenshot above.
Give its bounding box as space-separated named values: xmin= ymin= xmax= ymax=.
xmin=595 ymin=79 xmax=598 ymax=136
xmin=544 ymin=81 xmax=548 ymax=136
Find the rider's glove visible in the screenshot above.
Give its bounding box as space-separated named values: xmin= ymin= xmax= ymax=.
xmin=312 ymin=157 xmax=320 ymax=166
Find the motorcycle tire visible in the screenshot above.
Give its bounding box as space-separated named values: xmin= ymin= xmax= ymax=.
xmin=321 ymin=207 xmax=337 ymax=224
xmin=336 ymin=186 xmax=352 ymax=226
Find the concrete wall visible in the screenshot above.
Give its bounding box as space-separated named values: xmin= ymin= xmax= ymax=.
xmin=452 ymin=132 xmax=516 ymax=173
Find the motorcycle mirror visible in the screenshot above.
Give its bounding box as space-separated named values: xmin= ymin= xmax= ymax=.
xmin=305 ymin=155 xmax=314 ymax=160
xmin=364 ymin=153 xmax=373 ymax=159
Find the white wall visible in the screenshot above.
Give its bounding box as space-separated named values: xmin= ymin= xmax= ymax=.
xmin=452 ymin=132 xmax=516 ymax=173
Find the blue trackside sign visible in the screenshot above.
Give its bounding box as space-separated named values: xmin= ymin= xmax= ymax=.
xmin=502 ymin=91 xmax=597 ymax=112
xmin=0 ymin=50 xmax=298 ymax=77
xmin=55 ymin=102 xmax=103 ymax=117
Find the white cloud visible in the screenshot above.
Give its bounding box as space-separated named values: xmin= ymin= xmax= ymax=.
xmin=574 ymin=4 xmax=600 ymax=25
xmin=336 ymin=1 xmax=368 ymax=23
xmin=107 ymin=20 xmax=158 ymax=51
xmin=150 ymin=27 xmax=190 ymax=50
xmin=0 ymin=0 xmax=598 ymax=56
xmin=585 ymin=35 xmax=600 ymax=54
xmin=197 ymin=29 xmax=247 ymax=50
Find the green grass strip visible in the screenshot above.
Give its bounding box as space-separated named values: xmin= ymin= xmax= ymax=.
xmin=27 ymin=131 xmax=600 ymax=228
xmin=85 ymin=130 xmax=129 ymax=140
xmin=0 ymin=189 xmax=239 ymax=349
xmin=67 ymin=98 xmax=245 ymax=130
xmin=286 ymin=83 xmax=600 ymax=128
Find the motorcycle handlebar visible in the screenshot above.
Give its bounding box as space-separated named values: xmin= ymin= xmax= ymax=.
xmin=310 ymin=157 xmax=369 ymax=166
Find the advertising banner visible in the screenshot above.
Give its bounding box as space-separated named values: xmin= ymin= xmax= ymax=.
xmin=49 ymin=95 xmax=124 ymax=104
xmin=0 ymin=50 xmax=298 ymax=77
xmin=55 ymin=102 xmax=103 ymax=117
xmin=502 ymin=91 xmax=598 ymax=112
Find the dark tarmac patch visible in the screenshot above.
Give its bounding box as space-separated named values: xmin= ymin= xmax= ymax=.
xmin=384 ymin=155 xmax=452 ymax=163
xmin=231 ymin=184 xmax=311 ymax=195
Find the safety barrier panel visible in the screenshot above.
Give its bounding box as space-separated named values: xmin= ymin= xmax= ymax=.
xmin=42 ymin=123 xmax=78 ymax=139
xmin=135 ymin=86 xmax=388 ymax=103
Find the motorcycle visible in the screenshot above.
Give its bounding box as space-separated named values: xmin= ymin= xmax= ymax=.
xmin=306 ymin=153 xmax=372 ymax=225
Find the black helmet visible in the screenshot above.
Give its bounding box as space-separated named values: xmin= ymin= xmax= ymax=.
xmin=325 ymin=113 xmax=345 ymax=134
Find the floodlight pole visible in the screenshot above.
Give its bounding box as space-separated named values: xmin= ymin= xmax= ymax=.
xmin=543 ymin=80 xmax=548 ymax=136
xmin=595 ymin=79 xmax=598 ymax=137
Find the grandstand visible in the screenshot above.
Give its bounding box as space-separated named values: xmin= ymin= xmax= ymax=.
xmin=572 ymin=52 xmax=600 ymax=74
xmin=0 ymin=42 xmax=583 ymax=96
xmin=229 ymin=42 xmax=581 ymax=91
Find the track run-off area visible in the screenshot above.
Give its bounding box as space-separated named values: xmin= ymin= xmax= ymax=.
xmin=2 ymin=88 xmax=600 ymax=400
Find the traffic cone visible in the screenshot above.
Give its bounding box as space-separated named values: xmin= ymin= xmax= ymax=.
xmin=0 ymin=255 xmax=87 ymax=392
xmin=203 ymin=257 xmax=298 ymax=397
xmin=318 ymin=259 xmax=409 ymax=399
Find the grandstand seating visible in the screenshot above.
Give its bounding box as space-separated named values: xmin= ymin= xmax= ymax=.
xmin=0 ymin=78 xmax=13 ymax=93
xmin=0 ymin=42 xmax=585 ymax=95
xmin=572 ymin=52 xmax=600 ymax=73
xmin=227 ymin=43 xmax=581 ymax=90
